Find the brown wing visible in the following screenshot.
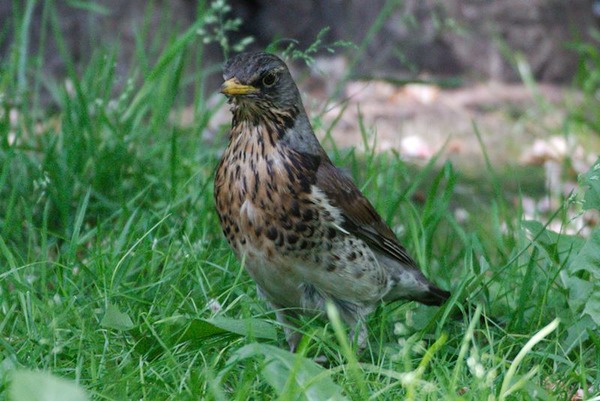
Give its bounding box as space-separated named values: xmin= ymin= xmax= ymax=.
xmin=315 ymin=157 xmax=420 ymax=269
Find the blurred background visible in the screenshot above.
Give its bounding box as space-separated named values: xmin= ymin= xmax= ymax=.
xmin=3 ymin=0 xmax=600 ymax=239
xmin=2 ymin=0 xmax=600 ymax=229
xmin=2 ymin=0 xmax=598 ymax=84
xmin=2 ymin=3 xmax=600 ymax=399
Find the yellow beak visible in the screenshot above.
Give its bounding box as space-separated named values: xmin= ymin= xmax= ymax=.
xmin=220 ymin=78 xmax=258 ymax=95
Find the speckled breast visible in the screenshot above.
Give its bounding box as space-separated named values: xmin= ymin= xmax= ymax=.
xmin=214 ymin=125 xmax=333 ymax=264
xmin=214 ymin=121 xmax=390 ymax=307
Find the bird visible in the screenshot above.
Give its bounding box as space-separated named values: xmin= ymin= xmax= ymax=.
xmin=214 ymin=51 xmax=450 ymax=352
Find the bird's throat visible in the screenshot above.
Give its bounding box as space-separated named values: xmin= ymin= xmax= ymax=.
xmin=230 ymin=101 xmax=299 ymax=143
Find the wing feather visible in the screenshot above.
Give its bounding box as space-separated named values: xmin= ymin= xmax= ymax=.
xmin=315 ymin=158 xmax=419 ymax=269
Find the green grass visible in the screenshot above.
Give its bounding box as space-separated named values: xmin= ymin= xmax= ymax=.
xmin=2 ymin=2 xmax=600 ymax=400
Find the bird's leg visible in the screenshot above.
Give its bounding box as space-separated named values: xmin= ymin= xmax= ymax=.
xmin=348 ymin=320 xmax=368 ymax=352
xmin=274 ymin=307 xmax=303 ymax=353
xmin=302 ymin=286 xmax=371 ymax=353
xmin=256 ymin=286 xmax=304 ymax=352
xmin=335 ymin=301 xmax=371 ymax=352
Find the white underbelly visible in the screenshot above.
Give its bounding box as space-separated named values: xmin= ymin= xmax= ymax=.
xmin=245 ymin=255 xmax=304 ymax=308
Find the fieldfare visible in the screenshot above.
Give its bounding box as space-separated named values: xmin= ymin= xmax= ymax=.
xmin=214 ymin=51 xmax=450 ymax=351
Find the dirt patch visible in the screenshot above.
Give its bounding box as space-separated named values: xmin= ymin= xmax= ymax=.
xmin=203 ymin=77 xmax=575 ymax=169
xmin=198 ymin=75 xmax=599 ymax=235
xmin=306 ymin=80 xmax=570 ymax=168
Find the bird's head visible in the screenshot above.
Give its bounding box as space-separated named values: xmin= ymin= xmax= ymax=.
xmin=221 ymin=52 xmax=302 ymax=116
xmin=220 ymin=52 xmax=321 ymax=155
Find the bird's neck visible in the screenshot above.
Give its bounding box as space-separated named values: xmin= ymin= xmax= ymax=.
xmin=229 ymin=102 xmax=323 ymax=159
xmin=229 ymin=103 xmax=298 ymax=146
xmin=232 ymin=103 xmax=299 ymax=132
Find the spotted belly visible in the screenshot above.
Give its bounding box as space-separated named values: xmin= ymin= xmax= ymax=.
xmin=214 ymin=133 xmax=391 ymax=310
xmin=217 ymin=183 xmax=390 ymax=309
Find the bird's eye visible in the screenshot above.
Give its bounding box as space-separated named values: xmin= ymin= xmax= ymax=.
xmin=262 ymin=72 xmax=277 ymax=87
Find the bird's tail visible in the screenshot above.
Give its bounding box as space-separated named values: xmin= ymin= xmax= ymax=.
xmin=383 ymin=268 xmax=451 ymax=306
xmin=412 ymin=284 xmax=451 ymax=306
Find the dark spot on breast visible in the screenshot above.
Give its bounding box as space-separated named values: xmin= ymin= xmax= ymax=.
xmin=298 ymin=177 xmax=311 ymax=193
xmin=354 ymin=271 xmax=364 ymax=279
xmin=254 ymin=227 xmax=262 ymax=237
xmin=290 ymin=200 xmax=301 ymax=217
xmin=302 ymin=209 xmax=313 ymax=221
xmin=265 ymin=128 xmax=276 ymax=147
xmin=253 ymin=171 xmax=260 ymax=195
xmin=287 ymin=234 xmax=299 ymax=244
xmin=283 ymin=161 xmax=295 ymax=178
xmin=280 ymin=218 xmax=293 ymax=230
xmin=276 ymin=125 xmax=286 ymax=140
xmin=348 ymin=252 xmax=357 ymax=261
xmin=266 ymin=226 xmax=278 ymax=241
xmin=326 ymin=227 xmax=337 ymax=239
xmin=296 ymin=223 xmax=308 ymax=232
xmin=282 ymin=113 xmax=295 ymax=129
xmin=326 ymin=263 xmax=336 ymax=272
xmin=275 ymin=236 xmax=284 ymax=247
xmin=313 ymin=255 xmax=321 ymax=264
